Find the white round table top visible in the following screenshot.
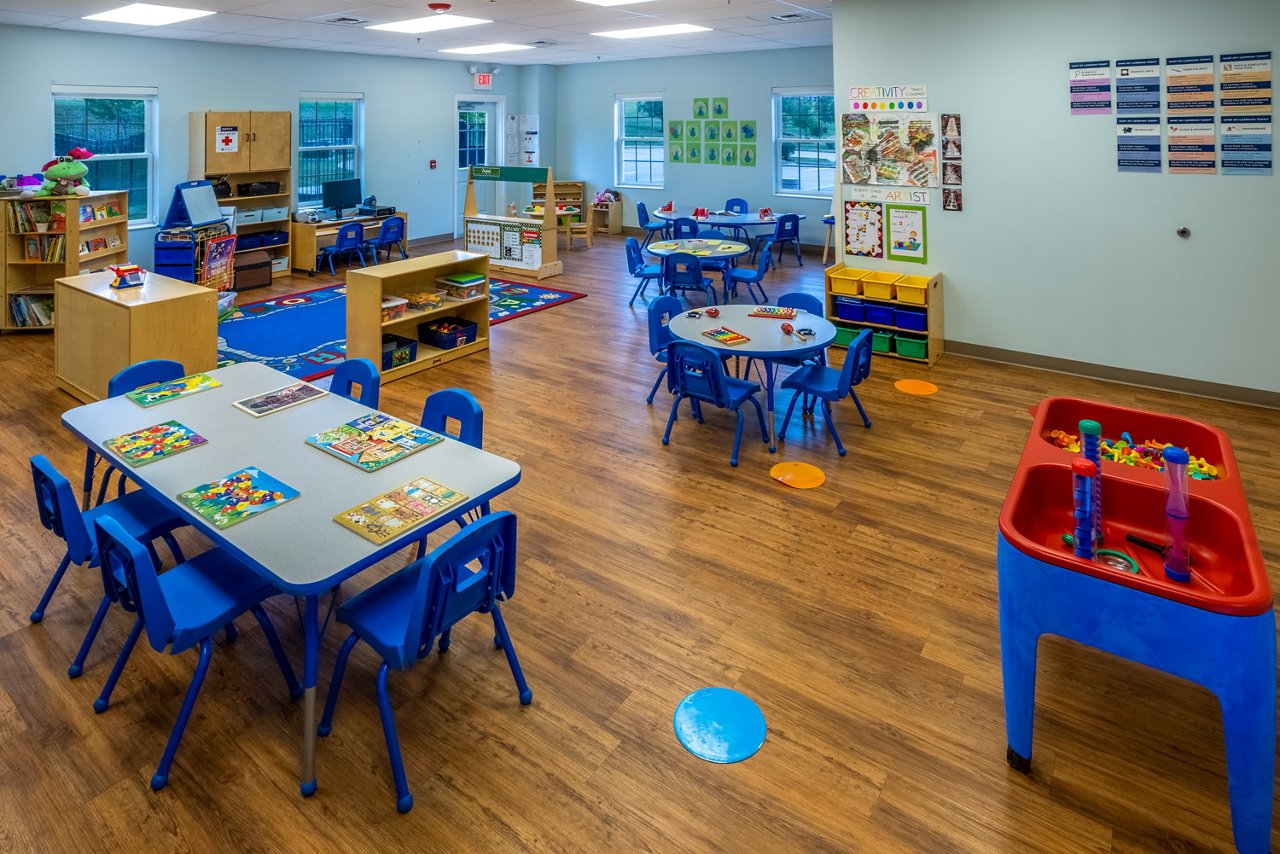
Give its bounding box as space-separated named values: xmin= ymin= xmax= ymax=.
xmin=667 ymin=303 xmax=836 ymax=360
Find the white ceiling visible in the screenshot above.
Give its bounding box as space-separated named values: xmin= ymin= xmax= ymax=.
xmin=0 ymin=0 xmax=833 ymax=65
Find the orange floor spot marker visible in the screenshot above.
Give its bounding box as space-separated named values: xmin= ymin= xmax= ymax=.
xmin=770 ymin=461 xmax=825 ymax=489
xmin=894 ymin=379 xmax=938 ymax=396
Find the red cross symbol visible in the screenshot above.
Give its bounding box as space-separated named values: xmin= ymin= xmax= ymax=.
xmin=222 ymin=135 xmax=232 ymax=146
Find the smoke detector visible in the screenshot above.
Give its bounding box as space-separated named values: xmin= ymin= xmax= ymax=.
xmin=428 ymin=2 xmax=452 ymax=11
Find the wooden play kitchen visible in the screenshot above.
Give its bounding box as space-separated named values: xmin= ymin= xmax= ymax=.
xmin=823 ymin=264 xmax=943 ymax=365
xmin=998 ymin=397 xmax=1275 ymax=854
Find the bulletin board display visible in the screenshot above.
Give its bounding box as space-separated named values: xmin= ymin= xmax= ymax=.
xmin=464 ymin=217 xmax=544 ymax=273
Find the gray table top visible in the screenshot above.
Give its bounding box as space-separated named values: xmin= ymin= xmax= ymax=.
xmin=652 ymin=209 xmax=807 ymax=226
xmin=667 ymin=304 xmax=836 ymax=361
xmin=646 ymin=238 xmax=752 ymax=259
xmin=61 ymin=363 xmax=521 ymax=594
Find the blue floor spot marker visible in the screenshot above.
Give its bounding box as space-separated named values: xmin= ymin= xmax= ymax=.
xmin=673 ymin=687 xmax=767 ymax=763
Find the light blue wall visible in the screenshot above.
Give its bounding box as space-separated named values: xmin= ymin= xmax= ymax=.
xmin=555 ymin=47 xmax=836 ymax=244
xmin=832 ymin=0 xmax=1280 ymax=393
xmin=0 ymin=24 xmax=527 ymax=266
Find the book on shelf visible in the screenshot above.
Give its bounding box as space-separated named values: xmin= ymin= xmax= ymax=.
xmin=8 ymin=294 xmax=54 ymax=327
xmin=79 ymin=242 xmax=90 ymax=256
xmin=49 ymin=201 xmax=66 ymax=231
xmin=107 ymin=235 xmax=121 ymax=248
xmin=89 ymin=237 xmax=107 ymax=253
xmin=24 ymin=237 xmax=40 ymax=261
xmin=78 ymin=205 xmax=94 ymax=223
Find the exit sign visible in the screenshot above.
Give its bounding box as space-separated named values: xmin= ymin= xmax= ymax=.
xmin=474 ymin=72 xmax=492 ymax=90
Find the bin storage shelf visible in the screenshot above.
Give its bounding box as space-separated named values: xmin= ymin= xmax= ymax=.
xmin=824 ymin=263 xmax=944 ymax=367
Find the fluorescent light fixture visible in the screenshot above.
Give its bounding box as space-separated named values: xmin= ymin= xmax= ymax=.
xmin=440 ymin=43 xmax=534 ymax=55
xmin=576 ymin=0 xmax=657 ymax=6
xmin=83 ymin=3 xmax=214 ymax=25
xmin=592 ymin=23 xmax=710 ymax=39
xmin=367 ymin=14 xmax=489 ymax=34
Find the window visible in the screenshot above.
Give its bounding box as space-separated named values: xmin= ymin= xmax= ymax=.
xmin=298 ymin=95 xmax=363 ymax=207
xmin=773 ymin=90 xmax=835 ymax=197
xmin=52 ymin=86 xmax=157 ymax=224
xmin=458 ymin=109 xmax=487 ymax=168
xmin=616 ymin=96 xmax=664 ymax=187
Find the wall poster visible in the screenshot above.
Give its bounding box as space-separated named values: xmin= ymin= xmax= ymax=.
xmin=1116 ymin=58 xmax=1161 ymax=114
xmin=1221 ymin=116 xmax=1273 ymax=175
xmin=1219 ymin=52 xmax=1272 ymax=114
xmin=1167 ymin=116 xmax=1217 ymax=174
xmin=885 ymin=204 xmax=927 ymax=264
xmin=1166 ymin=55 xmax=1215 ymax=114
xmin=841 ymin=113 xmax=939 ymax=187
xmin=1117 ymin=117 xmax=1162 ymax=173
xmin=843 ymin=201 xmax=883 ymax=258
xmin=1069 ymin=61 xmax=1113 ymax=114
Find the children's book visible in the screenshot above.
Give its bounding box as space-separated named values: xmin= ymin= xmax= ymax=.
xmin=104 ymin=420 xmax=207 ymax=467
xmin=334 ymin=477 xmax=468 ymax=544
xmin=439 ymin=271 xmax=484 ymax=286
xmin=234 ymin=382 xmax=328 ymax=417
xmin=748 ymin=306 xmax=798 ymax=319
xmin=702 ymin=326 xmax=751 ymax=345
xmin=79 ymin=205 xmax=94 ymax=223
xmin=126 ymin=373 xmax=222 ymax=407
xmin=178 ymin=467 xmax=298 ymax=530
xmin=305 ymin=413 xmax=443 ymax=472
xmin=89 ymin=237 xmax=108 ymax=252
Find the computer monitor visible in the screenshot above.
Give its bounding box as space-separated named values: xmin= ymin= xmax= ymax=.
xmin=321 ymin=178 xmax=362 ymax=219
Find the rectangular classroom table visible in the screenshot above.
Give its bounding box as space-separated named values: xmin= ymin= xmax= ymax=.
xmin=60 ymin=362 xmax=521 ymax=797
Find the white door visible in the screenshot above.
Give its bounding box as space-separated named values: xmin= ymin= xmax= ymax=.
xmin=455 ymin=97 xmax=505 ymax=238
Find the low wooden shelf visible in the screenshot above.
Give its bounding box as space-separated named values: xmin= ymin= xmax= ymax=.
xmin=823 ymin=265 xmax=944 ymax=366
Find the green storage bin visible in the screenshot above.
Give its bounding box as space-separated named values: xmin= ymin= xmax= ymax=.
xmin=895 ymin=333 xmax=928 ymax=359
xmin=871 ymin=329 xmax=894 ymax=353
xmin=833 ymin=326 xmax=860 ymax=348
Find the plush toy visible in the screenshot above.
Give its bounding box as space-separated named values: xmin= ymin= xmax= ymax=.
xmin=20 ymin=147 xmax=94 ymax=198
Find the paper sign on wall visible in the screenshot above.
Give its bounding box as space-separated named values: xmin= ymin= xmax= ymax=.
xmin=841 ymin=113 xmax=938 ymax=187
xmin=215 ymin=126 xmax=239 ymax=153
xmin=1069 ymin=61 xmax=1113 ymax=114
xmin=1221 ymin=116 xmax=1273 ymax=175
xmin=885 ymin=204 xmax=927 ymax=264
xmin=1166 ymin=55 xmax=1215 ymax=115
xmin=845 ymin=186 xmax=931 ymax=205
xmin=1117 ymin=117 xmax=1162 ymax=173
xmin=849 ymin=84 xmax=927 ymax=112
xmin=1168 ymin=116 xmax=1216 ymax=174
xmin=1219 ymin=52 xmax=1272 ymax=115
xmin=1116 ymin=58 xmax=1161 ymax=114
xmin=844 ymin=201 xmax=883 ymax=258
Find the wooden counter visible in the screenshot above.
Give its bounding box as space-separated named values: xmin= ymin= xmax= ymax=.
xmin=290 ymin=211 xmax=408 ymax=274
xmin=54 ymin=271 xmax=217 ymax=402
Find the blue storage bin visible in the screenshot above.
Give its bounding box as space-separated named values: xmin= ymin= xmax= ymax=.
xmin=153 ymin=242 xmax=194 ymax=266
xmin=381 ymin=334 xmax=418 ymax=370
xmin=260 ymin=230 xmax=288 ymax=246
xmin=894 ymin=306 xmax=927 ymax=331
xmin=865 ymin=304 xmax=895 ymax=326
xmin=236 ymin=233 xmax=263 ymax=249
xmin=834 ymin=296 xmax=864 ymax=322
xmin=154 ymin=264 xmax=195 ymax=282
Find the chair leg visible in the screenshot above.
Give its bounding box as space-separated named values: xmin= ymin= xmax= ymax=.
xmin=491 ymin=605 xmax=533 ymax=704
xmin=851 ymin=390 xmax=872 ymax=428
xmin=730 ymin=408 xmax=745 ymax=467
xmin=317 ymin=631 xmax=360 ymax=737
xmin=94 ymin=615 xmax=142 ymax=712
xmin=662 ymin=394 xmax=682 ymax=445
xmin=376 ymin=662 xmax=414 ymax=813
xmin=69 ymin=592 xmax=112 ymax=677
xmin=82 ymin=447 xmax=97 ymax=511
xmin=779 ymin=390 xmax=803 ymax=440
xmin=628 ymin=277 xmax=649 ymax=307
xmin=328 ymin=254 xmax=336 ymax=277
xmin=223 ymin=621 xmax=238 ymax=643
xmin=821 ymin=400 xmax=846 ymax=456
xmin=646 ymin=366 xmax=669 ymax=405
xmin=160 ymin=532 xmax=186 ymax=565
xmin=252 ymin=606 xmax=303 ymax=699
xmin=151 ymin=637 xmax=213 ymax=790
xmin=750 ymin=278 xmax=768 ymax=305
xmin=30 ymin=553 xmax=72 ymax=623
xmin=750 ymin=396 xmax=768 ymax=442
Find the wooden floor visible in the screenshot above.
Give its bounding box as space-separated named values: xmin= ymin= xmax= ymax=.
xmin=2 ymin=233 xmax=1278 ymax=852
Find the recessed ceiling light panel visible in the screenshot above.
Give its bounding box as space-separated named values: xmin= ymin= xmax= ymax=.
xmin=592 ymin=23 xmax=711 ymax=39
xmin=575 ymin=0 xmax=656 ymax=6
xmin=367 ymin=14 xmax=490 ymax=34
xmin=440 ymin=43 xmax=535 ymax=54
xmin=83 ymin=3 xmax=214 ymax=26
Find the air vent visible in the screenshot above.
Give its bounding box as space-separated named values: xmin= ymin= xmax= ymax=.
xmin=528 ymin=40 xmax=557 ymax=46
xmin=770 ymin=12 xmax=812 ymax=22
xmin=316 ymin=15 xmax=371 ymax=25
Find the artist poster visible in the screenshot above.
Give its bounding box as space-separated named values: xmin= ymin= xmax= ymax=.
xmin=1167 ymin=116 xmax=1217 ymax=174
xmin=884 ymin=204 xmax=927 ymax=264
xmin=1166 ymin=55 xmax=1215 ymax=114
xmin=843 ymin=201 xmax=883 ymax=258
xmin=1219 ymin=52 xmax=1272 ymax=115
xmin=1117 ymin=117 xmax=1162 ymax=173
xmin=1069 ymin=61 xmax=1112 ymax=114
xmin=841 ymin=113 xmax=938 ymax=187
xmin=1116 ymin=58 xmax=1161 ymax=114
xmin=1221 ymin=116 xmax=1273 ymax=175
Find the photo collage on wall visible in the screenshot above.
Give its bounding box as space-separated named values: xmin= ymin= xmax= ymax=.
xmin=669 ymin=97 xmax=757 ymax=167
xmin=840 ymin=112 xmax=939 ymax=187
xmin=941 ymin=113 xmax=963 ymax=212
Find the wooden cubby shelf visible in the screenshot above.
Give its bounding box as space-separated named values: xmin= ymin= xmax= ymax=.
xmin=823 ymin=265 xmax=944 ymax=366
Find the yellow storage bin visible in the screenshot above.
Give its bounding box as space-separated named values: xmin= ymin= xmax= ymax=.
xmin=826 ymin=266 xmax=871 ymax=296
xmin=861 ymin=271 xmax=902 ymax=301
xmin=895 ymin=274 xmax=931 ymax=305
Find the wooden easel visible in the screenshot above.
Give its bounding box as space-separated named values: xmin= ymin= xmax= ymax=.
xmin=462 ymin=166 xmax=563 ymax=279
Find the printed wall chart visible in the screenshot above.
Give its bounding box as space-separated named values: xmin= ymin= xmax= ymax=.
xmin=1069 ymin=61 xmax=1113 ymax=114
xmin=1166 ymin=55 xmax=1215 ymax=114
xmin=843 ymin=201 xmax=883 ymax=258
xmin=840 ymin=113 xmax=938 ymax=187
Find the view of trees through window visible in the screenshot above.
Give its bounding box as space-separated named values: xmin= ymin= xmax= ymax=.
xmin=458 ymin=111 xmax=487 ymax=168
xmin=776 ymin=93 xmax=835 ymax=195
xmin=53 ymin=97 xmax=152 ymax=221
xmin=618 ymin=98 xmax=664 ymax=186
xmin=298 ymin=99 xmax=360 ymax=207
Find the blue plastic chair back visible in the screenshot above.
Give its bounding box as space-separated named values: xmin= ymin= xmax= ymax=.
xmin=671 ymin=218 xmax=698 ymax=240
xmin=31 ymin=455 xmax=93 ymax=565
xmin=647 ymin=295 xmax=681 ymax=357
xmin=399 ymin=511 xmax=518 ymax=669
xmin=376 ymin=216 xmax=405 ymax=246
xmin=666 ymin=340 xmax=732 ymax=405
xmin=725 ymin=198 xmax=749 ymax=215
xmin=334 ymin=222 xmax=365 ymax=250
xmin=843 ymin=328 xmax=874 ymax=392
xmin=420 ymin=388 xmax=483 ymax=448
xmin=775 ymin=213 xmax=800 ymax=242
xmin=778 ymin=292 xmax=823 ymax=317
xmin=108 ymin=360 xmax=185 ymax=397
xmin=625 ymin=237 xmax=647 ymax=276
xmin=636 ymin=201 xmax=653 ymax=228
xmin=94 ymin=516 xmax=174 ymax=653
xmin=697 ymin=229 xmax=727 ymax=240
xmin=663 ymin=253 xmax=708 ymax=293
xmin=330 ymin=357 xmax=380 ymax=408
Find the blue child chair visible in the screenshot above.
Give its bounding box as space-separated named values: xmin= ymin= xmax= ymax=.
xmin=318 ymin=222 xmax=372 ymax=276
xmin=663 ymin=340 xmax=768 ymax=467
xmin=83 ymin=359 xmax=186 ymax=508
xmin=636 ymin=202 xmax=669 ymax=248
xmin=30 ymin=455 xmax=187 ymax=677
xmin=317 ymin=511 xmax=532 ymax=813
xmin=330 ymin=357 xmax=381 ymax=408
xmin=723 ymin=197 xmax=750 ymax=240
xmin=778 ymin=328 xmax=873 ymax=456
xmin=645 ymin=295 xmax=682 ymax=405
xmin=755 ymin=213 xmax=803 ymax=267
xmin=722 ymin=240 xmax=774 ymax=304
xmin=626 ymin=237 xmax=662 ymax=306
xmin=370 ymin=215 xmax=408 ymax=261
xmin=662 ymin=253 xmax=718 ymax=306
xmin=90 ymin=516 xmax=300 ymax=791
xmin=419 ymin=387 xmax=488 ymax=540
xmin=695 ymin=228 xmax=734 ymax=281
xmin=670 ymin=217 xmax=699 ymax=240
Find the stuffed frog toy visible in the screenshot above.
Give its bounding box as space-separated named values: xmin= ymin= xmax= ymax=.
xmin=20 ymin=147 xmax=94 ymax=198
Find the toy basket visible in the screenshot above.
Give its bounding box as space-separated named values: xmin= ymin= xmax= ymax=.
xmin=861 ymin=272 xmax=902 ymax=301
xmin=381 ymin=334 xmax=417 ymax=370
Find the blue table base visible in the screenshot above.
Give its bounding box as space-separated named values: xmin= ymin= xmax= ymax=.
xmin=997 ymin=533 xmax=1276 ymax=854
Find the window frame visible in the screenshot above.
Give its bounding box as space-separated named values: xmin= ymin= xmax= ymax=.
xmin=297 ymin=92 xmax=365 ymax=209
xmin=51 ymin=84 xmax=158 ymax=228
xmin=772 ymin=87 xmax=836 ymax=200
xmin=457 ymin=108 xmax=488 ymax=169
xmin=615 ymin=94 xmax=665 ymax=189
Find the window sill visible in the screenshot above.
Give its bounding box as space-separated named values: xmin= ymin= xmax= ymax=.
xmin=774 ymin=192 xmax=833 ymax=201
xmin=127 ymin=220 xmax=158 ymax=231
xmin=619 ymin=183 xmax=663 ymax=190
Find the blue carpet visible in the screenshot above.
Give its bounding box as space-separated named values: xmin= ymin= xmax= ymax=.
xmin=217 ymin=285 xmax=347 ymax=381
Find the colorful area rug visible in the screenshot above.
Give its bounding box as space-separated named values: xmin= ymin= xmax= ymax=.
xmin=489 ymin=279 xmax=587 ymax=325
xmin=217 ymin=285 xmax=347 ymax=381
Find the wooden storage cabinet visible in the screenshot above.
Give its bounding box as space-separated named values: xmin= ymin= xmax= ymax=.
xmin=532 ymin=180 xmax=585 ymax=220
xmin=823 ymin=264 xmax=944 ymax=366
xmin=2 ymin=190 xmax=130 ymax=330
xmin=54 ymin=270 xmax=217 ymax=402
xmin=593 ymin=200 xmax=621 ymax=234
xmin=189 ymin=111 xmax=293 ymax=278
xmin=346 ymin=250 xmax=491 ymax=384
